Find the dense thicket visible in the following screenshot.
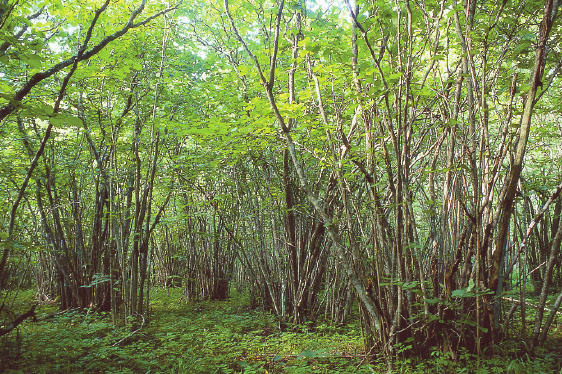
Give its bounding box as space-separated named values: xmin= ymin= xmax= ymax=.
xmin=1 ymin=0 xmax=561 ymax=369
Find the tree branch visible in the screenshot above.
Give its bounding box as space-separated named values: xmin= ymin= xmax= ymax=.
xmin=0 ymin=1 xmax=182 ymax=122
xmin=0 ymin=304 xmax=37 ymax=337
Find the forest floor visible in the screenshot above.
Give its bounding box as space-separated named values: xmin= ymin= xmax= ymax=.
xmin=1 ymin=288 xmax=561 ymax=373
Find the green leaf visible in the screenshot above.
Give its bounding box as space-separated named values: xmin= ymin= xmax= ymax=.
xmin=20 ymin=53 xmax=43 ymax=68
xmin=50 ymin=113 xmax=82 ymax=127
xmin=452 ymin=289 xmax=471 ymax=298
xmin=300 ymin=350 xmax=316 ymax=359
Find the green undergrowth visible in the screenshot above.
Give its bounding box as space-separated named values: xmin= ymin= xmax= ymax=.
xmin=1 ymin=289 xmax=561 ymax=373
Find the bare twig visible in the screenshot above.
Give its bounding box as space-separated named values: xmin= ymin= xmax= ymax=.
xmin=112 ymin=313 xmax=146 ymax=346
xmin=502 ymin=297 xmax=562 ymax=316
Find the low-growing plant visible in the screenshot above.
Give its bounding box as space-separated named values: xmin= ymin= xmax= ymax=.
xmin=1 ymin=288 xmax=561 ymax=373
